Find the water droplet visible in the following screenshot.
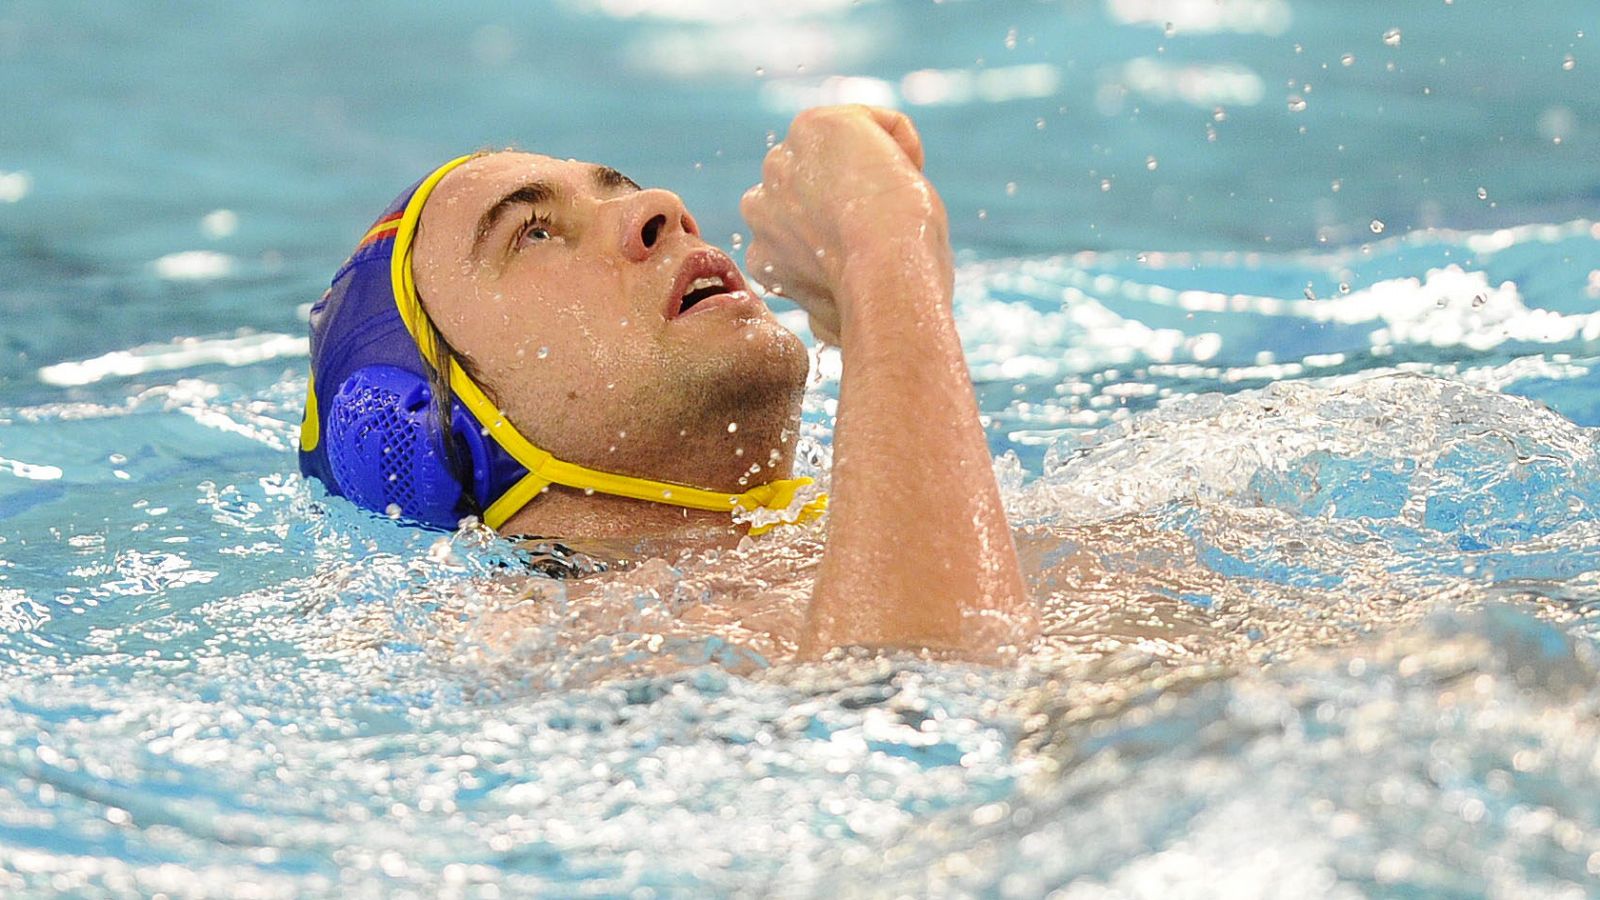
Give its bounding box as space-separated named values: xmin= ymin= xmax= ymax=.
xmin=1145 ymin=155 xmax=1159 ymax=170
xmin=385 ymin=503 xmax=402 ymax=519
xmin=536 ymin=346 xmax=550 ymax=359
xmin=1435 ymin=296 xmax=1448 ymax=308
xmin=1341 ymin=53 xmax=1355 ymax=67
xmin=1004 ymin=27 xmax=1018 ymax=50
xmin=1287 ymin=95 xmax=1307 ymax=112
xmin=1369 ymin=219 xmax=1386 ymax=234
xmin=583 ymin=488 xmax=596 ymax=496
xmin=1005 ymin=181 xmax=1017 ymax=196
xmin=1383 ymin=27 xmax=1402 ymax=46
xmin=1035 ymin=118 xmax=1047 ymax=130
xmin=1100 ymin=179 xmax=1112 ymax=192
xmin=1331 ymin=179 xmax=1342 ymax=193
xmin=730 ymin=232 xmax=744 ymax=249
xmin=754 ymin=66 xmax=765 ymax=77
xmin=1136 ymin=252 xmax=1148 ymax=263
xmin=1212 ymin=106 xmax=1227 ymax=122
xmin=1339 ymin=282 xmax=1351 ymax=294
xmin=727 ymin=422 xmax=739 ymax=433
xmin=977 ymin=209 xmax=988 ymax=220
xmin=1163 ymin=21 xmax=1176 ymax=38
xmin=1304 ymin=284 xmax=1318 ymax=301
xmin=1562 ymin=54 xmax=1576 ymax=71
xmin=1476 ymin=187 xmax=1488 ymax=200
xmin=734 ymin=447 xmax=745 ymax=457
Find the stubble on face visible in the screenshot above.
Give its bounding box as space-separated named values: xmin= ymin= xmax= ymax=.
xmin=413 ymin=151 xmax=811 ymax=494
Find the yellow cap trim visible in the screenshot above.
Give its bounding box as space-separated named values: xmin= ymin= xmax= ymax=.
xmin=300 ymin=370 xmax=320 ymax=452
xmin=387 ymin=156 xmax=827 ymax=532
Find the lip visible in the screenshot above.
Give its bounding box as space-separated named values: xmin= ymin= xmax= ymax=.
xmin=663 ymin=247 xmax=756 ymax=321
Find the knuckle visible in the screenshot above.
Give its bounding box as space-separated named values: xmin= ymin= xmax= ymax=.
xmin=761 ymin=144 xmax=786 ymax=178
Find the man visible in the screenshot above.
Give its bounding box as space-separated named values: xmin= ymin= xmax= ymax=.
xmin=300 ymin=106 xmax=1033 ymax=658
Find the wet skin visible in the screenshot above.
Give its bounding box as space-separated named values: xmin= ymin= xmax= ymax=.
xmin=415 ymin=107 xmax=1034 ymax=657
xmin=411 ymin=152 xmax=809 ymax=538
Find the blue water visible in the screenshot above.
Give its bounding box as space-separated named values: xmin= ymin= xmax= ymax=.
xmin=4 ymin=0 xmax=1600 ymax=895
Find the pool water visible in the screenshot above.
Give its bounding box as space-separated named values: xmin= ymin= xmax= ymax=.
xmin=4 ymin=0 xmax=1600 ymax=895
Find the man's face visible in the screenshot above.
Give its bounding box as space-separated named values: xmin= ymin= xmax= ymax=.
xmin=412 ymin=151 xmax=808 ymax=479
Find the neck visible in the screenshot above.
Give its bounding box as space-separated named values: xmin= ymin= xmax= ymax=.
xmin=497 ymin=484 xmax=752 ymax=545
xmin=494 ymin=373 xmax=806 ymax=542
xmin=588 ymin=382 xmax=803 ymax=496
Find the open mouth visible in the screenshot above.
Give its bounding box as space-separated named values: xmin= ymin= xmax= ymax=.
xmin=679 ymin=275 xmax=731 ymax=315
xmin=666 ymin=249 xmax=752 ymax=320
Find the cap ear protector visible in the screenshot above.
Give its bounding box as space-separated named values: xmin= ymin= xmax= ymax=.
xmin=321 ymin=365 xmax=494 ymax=527
xmin=299 ymin=155 xmax=826 ymax=533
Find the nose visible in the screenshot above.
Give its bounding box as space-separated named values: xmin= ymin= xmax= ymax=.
xmin=618 ymin=189 xmax=700 ymax=262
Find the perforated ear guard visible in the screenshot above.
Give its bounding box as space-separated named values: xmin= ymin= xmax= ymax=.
xmin=322 ymin=364 xmax=496 ymax=529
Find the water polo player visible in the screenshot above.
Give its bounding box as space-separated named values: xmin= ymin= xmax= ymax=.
xmin=299 ymin=106 xmax=1033 ymax=655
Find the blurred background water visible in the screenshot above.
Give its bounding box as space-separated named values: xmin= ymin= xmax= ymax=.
xmin=3 ymin=0 xmax=1600 ymax=896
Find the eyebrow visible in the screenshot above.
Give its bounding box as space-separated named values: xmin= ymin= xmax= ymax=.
xmin=592 ymin=165 xmax=642 ymax=192
xmin=469 ymin=166 xmax=643 ymax=256
xmin=472 ymin=181 xmax=559 ymax=255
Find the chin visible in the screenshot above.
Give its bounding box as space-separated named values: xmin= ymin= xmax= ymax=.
xmin=748 ymin=316 xmax=810 ymax=392
xmin=684 ymin=317 xmax=808 ymax=415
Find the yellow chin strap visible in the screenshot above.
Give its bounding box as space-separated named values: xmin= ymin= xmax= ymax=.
xmin=390 ymin=155 xmax=826 ymax=534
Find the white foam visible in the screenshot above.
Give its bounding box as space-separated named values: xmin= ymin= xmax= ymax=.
xmin=585 ymin=0 xmax=862 ymax=20
xmin=960 ymin=286 xmax=1224 ymax=379
xmin=1110 ymin=57 xmax=1265 ymax=108
xmin=1105 ymin=0 xmax=1292 ymax=35
xmin=151 ymin=250 xmax=235 ymax=281
xmin=199 ymin=209 xmax=238 ymax=239
xmin=0 ymin=170 xmax=31 ymax=203
xmin=1032 ymin=263 xmax=1600 ymax=354
xmin=37 ymin=333 xmax=309 ymax=387
xmin=0 ymin=456 xmax=62 ymax=481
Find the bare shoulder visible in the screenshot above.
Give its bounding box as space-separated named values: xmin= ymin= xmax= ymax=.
xmin=458 ymin=534 xmax=827 ymax=677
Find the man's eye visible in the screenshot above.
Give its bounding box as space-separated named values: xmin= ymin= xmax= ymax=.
xmin=519 ymin=215 xmax=555 ymax=246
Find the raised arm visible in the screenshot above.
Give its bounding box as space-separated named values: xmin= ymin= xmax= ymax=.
xmin=741 ymin=106 xmax=1034 ymax=657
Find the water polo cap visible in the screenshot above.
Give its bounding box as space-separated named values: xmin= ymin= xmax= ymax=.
xmin=298 ymin=155 xmax=826 ymax=533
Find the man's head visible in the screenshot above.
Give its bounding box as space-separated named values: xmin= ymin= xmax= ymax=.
xmin=299 ymin=151 xmax=813 ymax=533
xmin=412 ymin=152 xmax=808 ymax=494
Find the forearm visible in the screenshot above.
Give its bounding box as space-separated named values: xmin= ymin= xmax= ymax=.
xmin=802 ymin=248 xmax=1030 ymax=656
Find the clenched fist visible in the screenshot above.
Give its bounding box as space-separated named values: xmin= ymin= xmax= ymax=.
xmin=740 ymin=106 xmax=951 ymax=345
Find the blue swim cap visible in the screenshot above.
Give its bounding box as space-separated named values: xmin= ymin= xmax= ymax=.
xmin=299 ymin=156 xmax=825 ymax=533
